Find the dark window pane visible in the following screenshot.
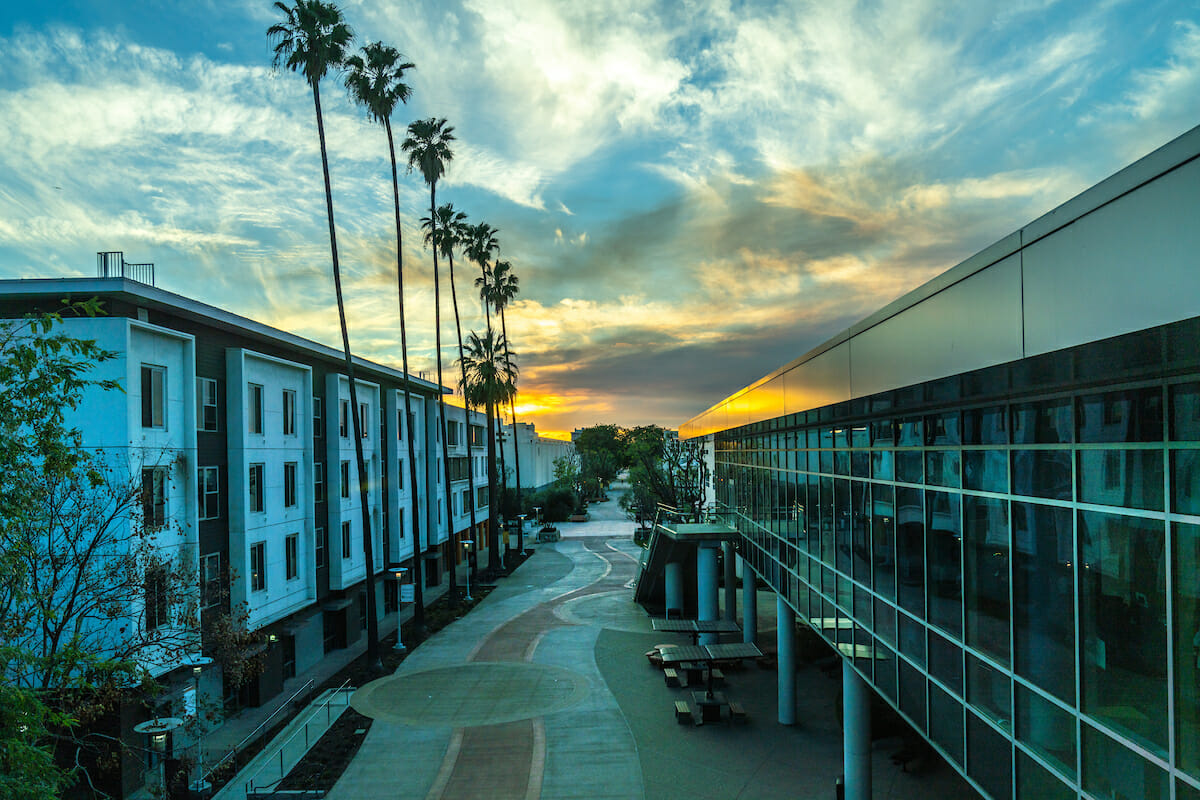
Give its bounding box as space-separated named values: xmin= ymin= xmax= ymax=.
xmin=834 ymin=449 xmax=850 ymax=476
xmin=926 ymin=450 xmax=961 ymax=488
xmin=896 ymin=451 xmax=924 ymax=484
xmin=1016 ymin=683 xmax=1076 ymax=779
xmin=929 ymin=683 xmax=965 ymax=766
xmin=927 ymin=491 xmax=962 ymax=637
xmin=875 ymin=643 xmax=897 ymax=702
xmin=967 ymin=654 xmax=1011 ymax=727
xmin=1017 ymin=749 xmax=1076 ymax=800
xmin=928 ymin=629 xmax=963 ymax=697
xmin=925 ymin=412 xmax=961 ymax=446
xmin=820 ymin=477 xmax=835 ymax=564
xmin=820 ymin=449 xmax=833 ymax=474
xmin=871 ymin=449 xmax=894 ymax=481
xmin=964 ymin=496 xmax=1010 ymax=664
xmin=899 ymin=659 xmax=927 ymax=732
xmin=1078 ymin=449 xmax=1163 ymax=510
xmin=872 ymin=484 xmax=896 ymax=600
xmin=1171 ymin=382 xmax=1200 ymax=441
xmin=897 ymin=417 xmax=923 ymax=446
xmin=1173 ymin=449 xmax=1200 ymax=514
xmin=896 ymin=487 xmax=925 ymax=618
xmin=851 ymin=481 xmax=870 ymax=584
xmin=851 ymin=450 xmax=870 ymax=478
xmin=835 ymin=479 xmax=851 ymax=575
xmin=964 ymin=449 xmax=1008 ymax=493
xmin=874 ymin=597 xmax=896 ymax=646
xmin=899 ymin=614 xmax=926 ymax=668
xmin=1077 ymin=387 xmax=1163 ymax=443
xmin=1013 ymin=502 xmax=1075 ymax=703
xmin=963 ymin=405 xmax=1008 ymax=445
xmin=1079 ymin=510 xmax=1168 ymax=754
xmin=1180 ymin=780 xmax=1200 ymax=800
xmin=872 ymin=419 xmax=895 ymax=446
xmin=1175 ymin=523 xmax=1200 ymax=779
xmin=1082 ymin=723 xmax=1168 ymax=800
xmin=1012 ymin=449 xmax=1073 ymax=501
xmin=1013 ymin=398 xmax=1073 ymax=444
xmin=967 ymin=712 xmax=1012 ymax=800
xmin=850 ymin=424 xmax=870 ymax=448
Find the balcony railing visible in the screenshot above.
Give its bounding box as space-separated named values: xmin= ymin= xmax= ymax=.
xmin=97 ymin=251 xmax=155 ymax=286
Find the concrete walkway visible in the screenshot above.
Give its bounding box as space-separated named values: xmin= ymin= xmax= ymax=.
xmin=332 ymin=492 xmax=983 ymax=800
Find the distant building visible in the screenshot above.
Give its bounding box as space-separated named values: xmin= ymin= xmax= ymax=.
xmin=500 ymin=421 xmax=576 ymax=492
xmin=0 ymin=276 xmax=490 ymax=797
xmin=678 ymin=125 xmax=1200 ymax=800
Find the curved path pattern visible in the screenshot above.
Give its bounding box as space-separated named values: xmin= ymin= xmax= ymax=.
xmin=338 ymin=514 xmax=649 ymax=800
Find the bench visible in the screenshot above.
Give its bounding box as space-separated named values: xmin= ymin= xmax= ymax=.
xmin=710 ymin=668 xmax=725 ymax=687
xmin=536 ymin=529 xmax=560 ymax=543
xmin=663 ymin=668 xmax=681 ymax=688
xmin=674 ymin=700 xmax=692 ymax=724
xmin=729 ymin=701 xmax=747 ymax=723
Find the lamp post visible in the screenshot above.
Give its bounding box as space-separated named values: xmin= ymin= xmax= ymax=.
xmin=517 ymin=513 xmax=529 ymax=555
xmin=134 ymin=716 xmax=183 ymax=797
xmin=393 ymin=567 xmax=409 ymax=652
xmin=462 ymin=540 xmax=474 ymax=602
xmin=181 ymin=654 xmax=214 ymax=797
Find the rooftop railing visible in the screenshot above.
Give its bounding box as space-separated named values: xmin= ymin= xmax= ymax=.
xmin=97 ymin=251 xmax=155 ymax=286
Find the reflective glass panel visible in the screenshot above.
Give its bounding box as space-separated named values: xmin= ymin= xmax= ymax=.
xmin=872 ymin=419 xmax=895 ymax=446
xmin=967 ymin=653 xmax=1011 ymax=727
xmin=926 ymin=449 xmax=961 ymax=488
xmin=897 ymin=417 xmax=923 ymax=446
xmin=875 ymin=643 xmax=897 ymax=702
xmin=1172 ymin=382 xmax=1200 ymax=441
xmin=1173 ymin=449 xmax=1200 ymax=515
xmin=835 ymin=479 xmax=851 ymax=575
xmin=851 ymin=481 xmax=870 ymax=584
xmin=871 ymin=449 xmax=895 ymax=481
xmin=1011 ymin=449 xmax=1073 ymax=501
xmin=1017 ymin=749 xmax=1075 ymax=800
xmin=851 ymin=450 xmax=870 ymax=478
xmin=899 ymin=658 xmax=927 ymax=732
xmin=1077 ymin=449 xmax=1164 ymax=511
xmin=899 ymin=613 xmax=926 ymax=668
xmin=896 ymin=487 xmax=925 ymax=618
xmin=1012 ymin=398 xmax=1073 ymax=444
xmin=925 ymin=411 xmax=961 ymax=446
xmin=1082 ymin=723 xmax=1168 ymax=800
xmin=964 ymin=495 xmax=1010 ymax=663
xmin=1078 ymin=510 xmax=1168 ymax=754
xmin=1013 ymin=502 xmax=1075 ymax=703
xmin=1174 ymin=522 xmax=1200 ymax=779
xmin=967 ymin=712 xmax=1012 ymax=800
xmin=963 ymin=449 xmax=1008 ymax=493
xmin=874 ymin=597 xmax=896 ymax=646
xmin=964 ymin=405 xmax=1009 ymax=446
xmin=926 ymin=491 xmax=962 ymax=637
xmin=896 ymin=451 xmax=924 ymax=484
xmin=834 ymin=449 xmax=850 ymax=475
xmin=928 ymin=628 xmax=963 ymax=697
xmin=1180 ymin=780 xmax=1200 ymax=800
xmin=1077 ymin=387 xmax=1163 ymax=443
xmin=872 ymin=484 xmax=896 ymax=600
xmin=1016 ymin=683 xmax=1076 ymax=779
xmin=929 ymin=683 xmax=965 ymax=766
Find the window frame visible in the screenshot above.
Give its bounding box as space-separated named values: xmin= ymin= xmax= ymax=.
xmin=341 ymin=520 xmax=352 ymax=559
xmin=314 ymin=461 xmax=324 ymax=503
xmin=250 ymin=541 xmax=266 ymax=592
xmin=198 ymin=465 xmax=219 ymax=520
xmin=248 ymin=383 xmax=264 ymax=435
xmin=285 ymin=533 xmax=299 ymax=581
xmin=141 ymin=365 xmax=166 ymax=429
xmin=249 ymin=463 xmax=265 ymax=513
xmin=359 ymin=402 xmax=369 ymax=439
xmin=141 ymin=466 xmax=167 ymax=530
xmin=145 ymin=563 xmax=169 ymax=631
xmin=313 ymin=396 xmax=323 ymax=439
xmin=196 ymin=377 xmax=218 ymax=432
xmin=339 ymin=399 xmax=349 ymax=438
xmin=284 ymin=461 xmax=298 ymax=508
xmin=201 ymin=552 xmax=221 ymax=609
xmin=340 ymin=460 xmax=350 ymax=499
xmin=283 ymin=389 xmax=296 ymax=436
xmin=315 ymin=526 xmax=326 ymax=567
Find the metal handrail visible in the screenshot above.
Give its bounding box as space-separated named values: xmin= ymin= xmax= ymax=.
xmin=204 ymin=678 xmax=316 ymax=782
xmin=245 ymin=678 xmax=354 ymax=795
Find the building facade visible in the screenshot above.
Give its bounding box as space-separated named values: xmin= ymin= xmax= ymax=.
xmin=0 ymin=277 xmax=490 ymax=796
xmin=500 ymin=421 xmax=576 ymax=492
xmin=680 ymin=125 xmax=1200 ymax=800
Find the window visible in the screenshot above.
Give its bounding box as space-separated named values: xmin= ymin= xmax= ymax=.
xmin=397 ymin=458 xmax=404 ymax=491
xmin=145 ymin=564 xmax=169 ymax=630
xmin=315 ymin=527 xmax=326 ymax=567
xmin=339 ymin=399 xmax=349 ymax=438
xmin=249 ymin=463 xmax=264 ymax=512
xmin=284 ymin=462 xmax=297 ymax=507
xmin=250 ymin=542 xmax=266 ymax=592
xmin=141 ymin=365 xmax=165 ymax=428
xmin=197 ymin=377 xmax=218 ymax=431
xmin=313 ymin=396 xmax=323 ymax=438
xmin=283 ymin=389 xmax=296 ymax=436
xmin=248 ymin=383 xmax=264 ymax=434
xmin=379 ymin=407 xmax=385 ymax=442
xmin=141 ymin=467 xmax=166 ymax=530
xmin=470 ymin=424 xmax=484 ymax=448
xmin=314 ymin=462 xmax=324 ymax=502
xmin=201 ymin=553 xmax=221 ymax=609
xmin=340 ymin=460 xmax=350 ymax=498
xmin=397 ymin=409 xmax=405 ymax=441
xmin=285 ymin=533 xmax=299 ymax=580
xmin=447 ymin=421 xmax=460 ymax=446
xmin=342 ymin=521 xmax=352 ymax=559
xmin=476 ymin=485 xmax=489 ymax=509
xmin=198 ymin=466 xmax=219 ymax=520
xmin=359 ymin=402 xmax=369 ymax=439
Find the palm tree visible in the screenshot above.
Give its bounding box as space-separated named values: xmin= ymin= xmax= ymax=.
xmin=401 ymin=118 xmax=457 ymax=590
xmin=467 ymin=222 xmax=500 ymax=330
xmin=487 ymin=259 xmax=526 ymax=555
xmin=459 ymin=328 xmax=517 ymax=574
xmin=342 ymin=41 xmax=428 ymax=631
xmin=269 ymin=1 xmax=385 ymax=667
xmin=421 ymin=203 xmax=472 ymax=602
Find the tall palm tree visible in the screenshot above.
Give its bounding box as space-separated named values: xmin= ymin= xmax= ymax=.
xmin=342 ymin=41 xmax=428 ymax=631
xmin=269 ymin=1 xmax=385 ymax=667
xmin=459 ymin=329 xmax=517 ymax=574
xmin=467 ymin=222 xmax=500 ymax=330
xmin=421 ymin=203 xmax=471 ymax=602
xmin=487 ymin=259 xmax=526 ymax=554
xmin=401 ymin=118 xmax=457 ymax=590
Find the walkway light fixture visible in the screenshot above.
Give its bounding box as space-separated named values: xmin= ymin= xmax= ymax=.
xmin=393 ymin=567 xmax=410 ymax=652
xmin=181 ymin=653 xmax=214 ymax=796
xmin=462 ymin=540 xmax=475 ymax=602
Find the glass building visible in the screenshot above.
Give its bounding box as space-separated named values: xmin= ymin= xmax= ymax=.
xmin=680 ymin=125 xmax=1200 ymax=800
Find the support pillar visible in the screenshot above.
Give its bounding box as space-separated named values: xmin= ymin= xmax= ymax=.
xmin=664 ymin=562 xmax=684 ymax=620
xmin=697 ymin=544 xmax=719 ymax=644
xmin=843 ymin=660 xmax=872 ymax=800
xmin=777 ymin=596 xmax=796 ymax=725
xmin=741 ymin=560 xmax=757 ymax=644
xmin=723 ymin=541 xmax=737 ymax=622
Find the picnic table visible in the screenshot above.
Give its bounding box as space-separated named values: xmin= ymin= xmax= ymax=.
xmin=658 ymin=641 xmax=763 ymax=723
xmin=652 ymin=618 xmax=741 ymax=645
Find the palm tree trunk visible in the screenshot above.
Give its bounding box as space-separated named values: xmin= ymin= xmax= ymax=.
xmin=314 ymin=80 xmax=380 ymax=668
xmin=430 ymin=184 xmax=458 ymax=601
xmin=485 ymin=397 xmax=500 ymax=574
xmin=385 ymin=116 xmax=424 ymax=633
xmin=447 ymin=247 xmax=479 ymax=589
xmin=499 ymin=305 xmax=524 ymax=554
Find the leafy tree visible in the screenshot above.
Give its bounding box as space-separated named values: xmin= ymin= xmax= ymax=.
xmin=269 ymin=0 xmax=385 ymax=667
xmin=573 ymin=424 xmax=623 ymax=468
xmin=343 ymin=39 xmax=429 ymax=628
xmin=459 ymin=329 xmax=516 ymax=574
xmin=401 ymin=117 xmax=457 ymax=594
xmin=619 ymin=425 xmax=666 ymax=467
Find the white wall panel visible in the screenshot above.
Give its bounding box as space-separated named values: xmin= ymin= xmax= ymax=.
xmin=782 ymin=343 xmax=851 ymax=415
xmin=850 ymin=254 xmax=1023 ymax=399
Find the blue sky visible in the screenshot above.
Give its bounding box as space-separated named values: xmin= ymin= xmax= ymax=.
xmin=1 ymin=0 xmax=1197 ymax=438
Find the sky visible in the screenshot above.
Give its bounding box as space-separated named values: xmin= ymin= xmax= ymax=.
xmin=1 ymin=1 xmax=1197 ymax=440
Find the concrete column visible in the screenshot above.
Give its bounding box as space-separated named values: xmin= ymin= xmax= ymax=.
xmin=777 ymin=596 xmax=796 ymax=725
xmin=697 ymin=545 xmax=719 ymax=644
xmin=741 ymin=560 xmax=757 ymax=644
xmin=843 ymin=660 xmax=872 ymax=800
xmin=664 ymin=561 xmax=684 ymax=619
xmin=723 ymin=541 xmax=737 ymax=622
